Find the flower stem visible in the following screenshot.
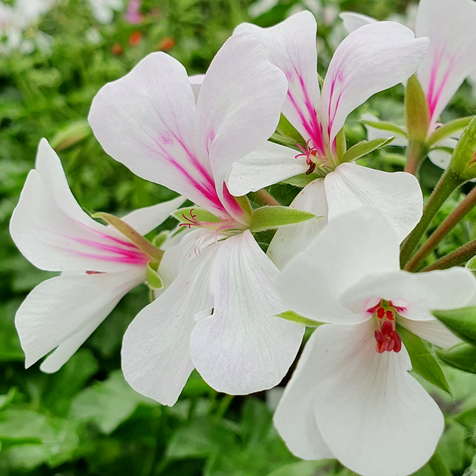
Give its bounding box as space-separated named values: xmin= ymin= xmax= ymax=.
xmin=405 ymin=186 xmax=476 ymax=271
xmin=404 ymin=141 xmax=427 ymax=176
xmin=400 ymin=168 xmax=464 ymax=268
xmin=421 ymin=239 xmax=476 ymax=271
xmin=253 ymin=189 xmax=281 ymax=206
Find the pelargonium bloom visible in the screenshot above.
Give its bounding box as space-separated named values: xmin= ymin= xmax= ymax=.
xmin=10 ymin=139 xmax=184 ymax=373
xmin=342 ymin=0 xmax=476 ymax=169
xmin=88 ymin=33 xmax=305 ymax=405
xmin=228 ymin=11 xmax=429 ymax=268
xmin=274 ymin=207 xmax=476 ymax=476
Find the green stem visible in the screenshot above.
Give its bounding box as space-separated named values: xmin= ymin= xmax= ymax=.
xmin=422 ymin=238 xmax=476 ymax=272
xmin=404 ymin=141 xmax=427 ymax=176
xmin=252 ymin=189 xmax=281 ymax=207
xmin=214 ymin=394 xmax=234 ymax=421
xmin=428 ymin=450 xmax=453 ymax=476
xmin=400 ymin=168 xmax=464 ymax=268
xmin=405 ymin=186 xmax=476 ymax=272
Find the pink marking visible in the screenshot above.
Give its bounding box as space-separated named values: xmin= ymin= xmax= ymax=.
xmin=285 ymin=71 xmax=294 ymax=82
xmin=160 ymin=133 xmax=173 ymax=145
xmin=73 ymin=250 xmax=148 ymax=266
xmin=222 ymin=182 xmax=247 ymax=220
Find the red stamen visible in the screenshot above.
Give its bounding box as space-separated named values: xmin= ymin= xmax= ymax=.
xmin=377 ymin=307 xmax=385 ymax=319
xmin=385 ymin=310 xmax=394 ymax=321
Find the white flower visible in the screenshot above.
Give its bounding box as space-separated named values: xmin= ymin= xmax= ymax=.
xmin=10 ymin=139 xmax=184 ymax=373
xmin=341 ymin=0 xmax=476 ymax=169
xmin=88 ymin=33 xmax=304 ymax=405
xmin=274 ymin=207 xmax=476 ymax=476
xmin=228 ymin=11 xmax=428 ymax=268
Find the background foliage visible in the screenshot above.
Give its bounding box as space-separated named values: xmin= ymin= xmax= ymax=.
xmin=2 ymin=0 xmax=476 ymax=474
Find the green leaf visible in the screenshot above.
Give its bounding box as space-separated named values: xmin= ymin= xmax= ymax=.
xmin=428 ymin=449 xmax=454 ymax=476
xmin=0 ymin=388 xmax=16 ymax=411
xmin=173 ymin=207 xmax=221 ymax=225
xmin=341 ymin=137 xmax=395 ymax=163
xmin=427 ymin=116 xmax=473 ymax=147
xmin=436 ymin=343 xmax=476 ymax=374
xmin=432 ymin=306 xmax=476 ymax=346
xmin=250 ymin=206 xmax=316 ymax=233
xmin=361 ymin=118 xmax=407 ymax=138
xmin=147 ymin=261 xmax=165 ymax=290
xmin=398 ymin=326 xmax=451 ymax=395
xmin=69 ymin=370 xmax=155 ymax=434
xmin=277 ymin=311 xmax=323 ymax=327
xmin=405 ymin=75 xmax=430 ymax=143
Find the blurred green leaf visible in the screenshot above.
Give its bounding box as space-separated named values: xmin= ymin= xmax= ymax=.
xmin=433 ymin=306 xmax=476 ymax=346
xmin=437 ymin=343 xmax=476 ymax=374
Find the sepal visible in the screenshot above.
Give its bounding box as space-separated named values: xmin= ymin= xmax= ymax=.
xmin=277 ymin=311 xmax=323 ymax=327
xmin=437 ymin=343 xmax=476 ymax=374
xmin=250 ymin=206 xmax=317 ymax=233
xmin=398 ymin=325 xmax=451 ymax=395
xmin=146 ymin=261 xmax=165 ymax=290
xmin=172 ymin=207 xmax=221 ymax=225
xmin=152 ymin=230 xmax=169 ymax=248
xmin=405 ymin=75 xmax=430 ymax=144
xmin=450 ymin=116 xmax=476 ymax=179
xmin=340 ymin=137 xmax=395 ymax=164
xmin=432 ymin=306 xmax=476 ymax=346
xmin=427 ymin=117 xmax=472 ymax=147
xmin=361 ymin=117 xmax=407 ymax=139
xmin=50 ymin=120 xmax=91 ymax=151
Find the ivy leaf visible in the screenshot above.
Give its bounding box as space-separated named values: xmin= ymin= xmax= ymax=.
xmin=398 ymin=326 xmax=451 ymax=395
xmin=250 ymin=206 xmax=317 ymax=233
xmin=432 ymin=306 xmax=476 ymax=346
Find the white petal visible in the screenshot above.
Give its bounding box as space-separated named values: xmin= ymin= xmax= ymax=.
xmin=16 ymin=269 xmax=144 ymax=369
xmin=196 ymin=33 xmax=287 ymax=219
xmin=89 ymin=52 xmax=226 ymax=218
xmin=190 ymin=230 xmax=304 ymax=394
xmin=310 ymin=322 xmax=444 ymax=476
xmin=34 ymin=139 xmax=92 ymax=226
xmin=227 ymin=141 xmax=307 ymax=196
xmin=40 ymin=319 xmax=101 ymax=373
xmin=339 ymin=11 xmax=377 ymax=34
xmin=399 ymin=317 xmax=460 ymax=349
xmin=118 ymin=196 xmax=186 ymax=236
xmin=121 ymin=247 xmax=216 ymax=406
xmin=321 ymin=22 xmax=429 ymax=145
xmin=234 ymin=12 xmax=322 ymax=148
xmin=428 ymin=137 xmax=457 ymax=170
xmin=341 ymin=268 xmax=476 ymax=322
xmin=274 ymin=329 xmax=334 ymax=460
xmin=267 ymin=179 xmax=328 ymax=270
xmin=325 ymin=163 xmax=423 ymax=243
xmin=10 ymin=170 xmax=148 ymax=273
xmin=361 ymin=113 xmax=409 ymax=147
xmin=277 ymin=207 xmax=400 ymax=324
xmin=416 ymin=0 xmax=476 ymax=127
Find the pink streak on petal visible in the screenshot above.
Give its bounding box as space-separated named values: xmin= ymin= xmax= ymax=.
xmin=222 ymin=182 xmax=246 ymax=221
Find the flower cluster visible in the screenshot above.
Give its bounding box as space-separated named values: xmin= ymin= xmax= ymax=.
xmin=11 ymin=1 xmax=476 ymax=475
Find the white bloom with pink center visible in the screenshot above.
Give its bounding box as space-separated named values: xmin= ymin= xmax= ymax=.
xmin=10 ymin=139 xmax=185 ymax=373
xmin=88 ymin=33 xmax=305 ymax=405
xmin=341 ymin=0 xmax=476 ymax=169
xmin=228 ymin=11 xmax=428 ymax=268
xmin=274 ymin=207 xmax=476 ymax=476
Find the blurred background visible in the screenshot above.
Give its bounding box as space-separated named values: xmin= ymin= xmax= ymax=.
xmin=2 ymin=0 xmax=476 ymax=475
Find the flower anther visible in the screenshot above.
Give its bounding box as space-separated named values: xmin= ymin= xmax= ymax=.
xmin=295 ymin=140 xmax=319 ymax=175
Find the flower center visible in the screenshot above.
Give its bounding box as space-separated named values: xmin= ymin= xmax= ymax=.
xmin=294 ymin=139 xmax=333 ymax=176
xmin=367 ymin=300 xmax=404 ymax=354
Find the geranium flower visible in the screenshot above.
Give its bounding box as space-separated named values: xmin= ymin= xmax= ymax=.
xmin=10 ymin=139 xmax=184 ymax=373
xmin=341 ymin=0 xmax=476 ymax=169
xmin=88 ymin=33 xmax=305 ymax=405
xmin=274 ymin=207 xmax=476 ymax=476
xmin=228 ymin=11 xmax=429 ymax=268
